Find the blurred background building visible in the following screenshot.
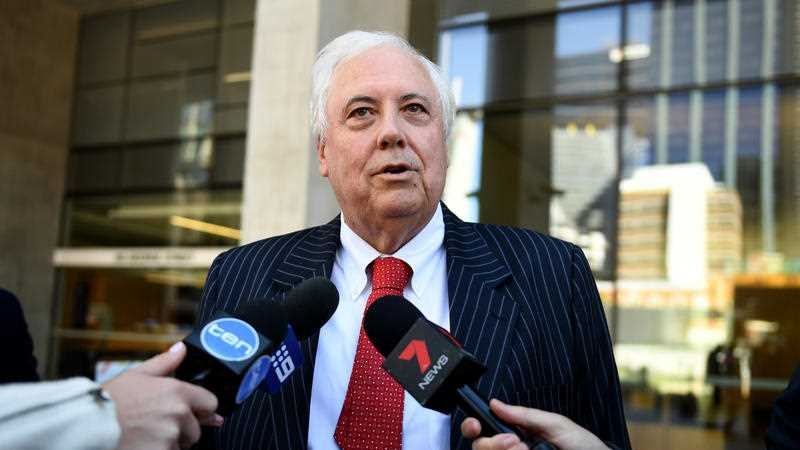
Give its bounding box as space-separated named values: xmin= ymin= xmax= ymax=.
xmin=1 ymin=0 xmax=799 ymax=448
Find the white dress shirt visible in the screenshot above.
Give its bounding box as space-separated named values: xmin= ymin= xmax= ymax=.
xmin=308 ymin=204 xmax=451 ymax=450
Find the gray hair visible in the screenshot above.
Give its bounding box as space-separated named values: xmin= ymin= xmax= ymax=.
xmin=311 ymin=30 xmax=455 ymax=144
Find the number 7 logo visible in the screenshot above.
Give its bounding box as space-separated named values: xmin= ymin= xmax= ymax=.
xmin=399 ymin=339 xmax=431 ymax=373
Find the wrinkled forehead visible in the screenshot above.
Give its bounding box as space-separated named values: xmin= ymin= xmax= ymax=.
xmin=326 ymin=46 xmax=438 ymax=108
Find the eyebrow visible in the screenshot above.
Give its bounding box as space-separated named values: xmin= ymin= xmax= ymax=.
xmin=399 ymin=93 xmax=432 ymax=105
xmin=342 ymin=96 xmax=378 ymax=115
xmin=342 ymin=92 xmax=433 ymax=114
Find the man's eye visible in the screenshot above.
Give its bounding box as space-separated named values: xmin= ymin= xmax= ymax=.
xmin=350 ymin=107 xmax=371 ymax=118
xmin=405 ymin=103 xmax=426 ymax=114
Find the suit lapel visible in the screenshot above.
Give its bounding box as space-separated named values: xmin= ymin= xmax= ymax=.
xmin=442 ymin=206 xmax=519 ymax=446
xmin=266 ymin=216 xmax=341 ymax=449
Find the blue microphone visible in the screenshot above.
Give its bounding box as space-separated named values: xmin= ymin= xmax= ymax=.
xmin=177 ymin=277 xmax=339 ymax=415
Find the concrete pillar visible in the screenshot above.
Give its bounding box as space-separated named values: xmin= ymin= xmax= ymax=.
xmin=241 ymin=0 xmax=413 ymax=243
xmin=0 ymin=0 xmax=78 ymax=375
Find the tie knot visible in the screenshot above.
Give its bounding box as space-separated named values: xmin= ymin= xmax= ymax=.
xmin=370 ymin=257 xmax=412 ymax=294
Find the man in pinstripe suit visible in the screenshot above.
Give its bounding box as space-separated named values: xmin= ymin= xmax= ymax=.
xmin=197 ymin=31 xmax=630 ymax=450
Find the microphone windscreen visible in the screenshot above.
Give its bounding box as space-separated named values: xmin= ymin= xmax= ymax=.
xmin=281 ymin=277 xmax=339 ymax=340
xmin=363 ymin=295 xmax=422 ymax=357
xmin=235 ymin=300 xmax=288 ymax=343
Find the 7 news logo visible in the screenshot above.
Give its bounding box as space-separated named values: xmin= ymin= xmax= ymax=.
xmin=398 ymin=339 xmax=448 ymax=390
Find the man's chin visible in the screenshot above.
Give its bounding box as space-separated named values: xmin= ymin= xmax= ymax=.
xmin=372 ymin=194 xmax=431 ymax=220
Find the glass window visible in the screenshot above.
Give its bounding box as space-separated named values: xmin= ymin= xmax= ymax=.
xmin=776 ymin=85 xmax=800 ymax=264
xmin=623 ymin=97 xmax=656 ymax=179
xmin=443 ymin=111 xmax=484 ymax=222
xmin=213 ymin=106 xmax=248 ymax=134
xmin=485 ymin=18 xmax=556 ymax=102
xmin=554 ymin=6 xmax=620 ymax=96
xmin=667 ymin=92 xmax=690 ymax=164
xmin=479 ymin=103 xmax=617 ymax=278
xmin=54 ymin=267 xmax=207 ymax=379
xmin=68 ymin=150 xmax=123 ymax=193
xmin=131 ymin=33 xmax=217 ymax=78
xmin=211 ymin=137 xmax=245 ymax=185
xmin=482 ymin=5 xmax=620 ymax=102
xmin=125 ymin=74 xmax=215 ymax=141
xmin=77 ymin=12 xmax=130 ymax=85
xmin=625 ymin=2 xmax=657 ymax=89
xmin=439 ymin=25 xmax=488 ymax=109
xmin=702 ymin=90 xmax=726 ymax=181
xmin=736 ymin=86 xmax=763 ymax=257
xmin=704 ymin=0 xmax=729 ymax=84
xmin=441 ymin=2 xmax=800 ymax=448
xmin=739 ymin=0 xmax=765 ymax=79
xmin=670 ymin=0 xmax=695 ymax=86
xmin=134 ymin=0 xmax=218 ymax=40
xmin=72 ymin=86 xmax=124 ymax=145
xmin=62 ymin=190 xmax=242 ymax=247
xmin=120 ymin=141 xmax=209 ymax=191
xmin=217 ymin=27 xmax=253 ymax=105
xmin=223 ymin=0 xmax=256 ymax=26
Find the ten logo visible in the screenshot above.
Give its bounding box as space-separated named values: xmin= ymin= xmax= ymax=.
xmin=272 ymin=344 xmax=296 ymax=382
xmin=200 ymin=318 xmax=260 ymax=362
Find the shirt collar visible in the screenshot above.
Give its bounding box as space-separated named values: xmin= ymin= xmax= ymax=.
xmin=338 ymin=204 xmax=445 ymax=300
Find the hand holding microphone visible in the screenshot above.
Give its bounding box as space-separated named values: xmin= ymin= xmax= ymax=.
xmin=103 ymin=342 xmax=222 ymax=450
xmin=101 ymin=277 xmax=339 ymax=450
xmin=462 ymin=399 xmax=611 ymax=450
xmin=363 ymin=295 xmax=555 ymax=450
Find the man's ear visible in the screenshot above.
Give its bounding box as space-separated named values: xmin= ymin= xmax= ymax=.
xmin=317 ymin=136 xmax=329 ymax=177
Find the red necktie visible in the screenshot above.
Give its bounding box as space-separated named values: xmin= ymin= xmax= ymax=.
xmin=334 ymin=256 xmax=412 ymax=450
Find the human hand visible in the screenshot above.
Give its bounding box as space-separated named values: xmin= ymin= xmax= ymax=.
xmin=103 ymin=342 xmax=222 ymax=450
xmin=460 ymin=399 xmax=609 ymax=450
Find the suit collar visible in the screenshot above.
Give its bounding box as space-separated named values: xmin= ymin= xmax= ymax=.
xmin=270 ymin=215 xmax=341 ymax=291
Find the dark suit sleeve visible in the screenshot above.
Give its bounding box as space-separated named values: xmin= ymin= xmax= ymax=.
xmin=766 ymin=363 xmax=800 ymax=449
xmin=569 ymin=245 xmax=631 ymax=450
xmin=0 ymin=288 xmax=39 ymax=383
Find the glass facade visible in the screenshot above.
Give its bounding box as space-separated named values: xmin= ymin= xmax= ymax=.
xmin=53 ymin=0 xmax=254 ymax=379
xmin=440 ymin=1 xmax=800 ymax=448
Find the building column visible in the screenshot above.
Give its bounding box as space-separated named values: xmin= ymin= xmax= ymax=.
xmin=655 ymin=0 xmax=674 ymax=164
xmin=0 ymin=0 xmax=78 ymax=374
xmin=761 ymin=0 xmax=777 ymax=253
xmin=241 ymin=0 xmax=413 ymax=243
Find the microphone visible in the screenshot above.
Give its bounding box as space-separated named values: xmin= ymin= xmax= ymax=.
xmin=363 ymin=296 xmax=554 ymax=449
xmin=176 ymin=277 xmax=339 ymax=415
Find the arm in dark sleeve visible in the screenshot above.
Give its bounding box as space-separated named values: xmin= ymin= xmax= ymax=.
xmin=0 ymin=288 xmax=39 ymax=383
xmin=569 ymin=245 xmax=631 ymax=450
xmin=766 ymin=363 xmax=800 ymax=449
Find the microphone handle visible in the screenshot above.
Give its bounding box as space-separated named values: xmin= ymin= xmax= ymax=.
xmin=455 ymin=385 xmax=556 ymax=450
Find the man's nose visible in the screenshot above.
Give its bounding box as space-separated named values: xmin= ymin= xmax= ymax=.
xmin=377 ymin=112 xmax=406 ymax=150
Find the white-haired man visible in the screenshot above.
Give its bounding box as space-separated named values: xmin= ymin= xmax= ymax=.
xmin=196 ymin=31 xmax=630 ymax=450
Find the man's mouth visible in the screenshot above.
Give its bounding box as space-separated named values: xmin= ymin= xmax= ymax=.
xmin=380 ymin=164 xmax=412 ymax=175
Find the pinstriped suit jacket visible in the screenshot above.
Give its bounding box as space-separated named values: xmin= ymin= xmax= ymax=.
xmin=197 ymin=205 xmax=631 ymax=450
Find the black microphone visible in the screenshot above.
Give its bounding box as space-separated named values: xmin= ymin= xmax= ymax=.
xmin=176 ymin=277 xmax=339 ymax=415
xmin=364 ymin=295 xmax=554 ymax=449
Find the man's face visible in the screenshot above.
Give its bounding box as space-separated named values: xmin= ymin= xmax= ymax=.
xmin=317 ymin=45 xmax=448 ymax=230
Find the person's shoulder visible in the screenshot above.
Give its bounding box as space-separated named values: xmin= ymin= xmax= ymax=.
xmin=468 ymin=221 xmax=579 ymax=256
xmin=0 ymin=288 xmax=23 ymax=316
xmin=211 ymin=221 xmax=339 ymax=268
